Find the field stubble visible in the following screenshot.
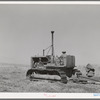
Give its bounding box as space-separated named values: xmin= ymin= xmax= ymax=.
xmin=0 ymin=63 xmax=100 ymax=92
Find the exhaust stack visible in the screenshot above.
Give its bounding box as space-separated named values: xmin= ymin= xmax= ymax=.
xmin=51 ymin=31 xmax=54 ymax=63
xmin=51 ymin=31 xmax=54 ymax=57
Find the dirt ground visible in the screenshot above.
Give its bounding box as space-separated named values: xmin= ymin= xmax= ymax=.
xmin=0 ymin=63 xmax=100 ymax=93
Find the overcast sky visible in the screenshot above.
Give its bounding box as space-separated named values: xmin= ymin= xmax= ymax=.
xmin=0 ymin=4 xmax=100 ymax=65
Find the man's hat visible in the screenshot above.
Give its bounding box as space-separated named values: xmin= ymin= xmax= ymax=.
xmin=62 ymin=51 xmax=66 ymax=53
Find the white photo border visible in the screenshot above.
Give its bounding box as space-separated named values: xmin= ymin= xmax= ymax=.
xmin=0 ymin=1 xmax=100 ymax=99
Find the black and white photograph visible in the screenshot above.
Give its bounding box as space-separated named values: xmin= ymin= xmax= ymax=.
xmin=0 ymin=2 xmax=100 ymax=95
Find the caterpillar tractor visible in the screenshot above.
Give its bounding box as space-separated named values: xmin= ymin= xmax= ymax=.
xmin=26 ymin=31 xmax=79 ymax=83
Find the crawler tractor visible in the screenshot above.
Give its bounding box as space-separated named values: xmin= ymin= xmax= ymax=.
xmin=26 ymin=31 xmax=79 ymax=83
